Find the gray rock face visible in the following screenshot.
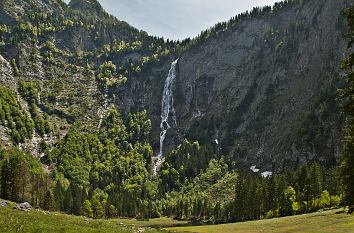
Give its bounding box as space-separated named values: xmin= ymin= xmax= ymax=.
xmin=118 ymin=0 xmax=349 ymax=171
xmin=0 ymin=54 xmax=15 ymax=87
xmin=69 ymin=0 xmax=104 ymax=16
xmin=173 ymin=0 xmax=348 ymax=170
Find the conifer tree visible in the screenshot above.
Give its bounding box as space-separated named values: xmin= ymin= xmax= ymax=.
xmin=43 ymin=190 xmax=55 ymax=211
xmin=92 ymin=196 xmax=104 ymax=219
xmin=82 ymin=200 xmax=93 ymax=218
xmin=54 ymin=181 xmax=64 ymax=211
xmin=63 ymin=185 xmax=73 ymax=213
xmin=72 ymin=184 xmax=83 ymax=215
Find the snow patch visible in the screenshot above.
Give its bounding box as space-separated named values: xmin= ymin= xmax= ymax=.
xmin=261 ymin=171 xmax=273 ymax=178
xmin=250 ymin=165 xmax=260 ymax=173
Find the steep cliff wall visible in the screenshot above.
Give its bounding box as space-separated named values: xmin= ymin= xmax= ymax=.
xmin=176 ymin=0 xmax=349 ymax=170
xmin=117 ymin=0 xmax=350 ymax=171
xmin=0 ymin=0 xmax=350 ymax=172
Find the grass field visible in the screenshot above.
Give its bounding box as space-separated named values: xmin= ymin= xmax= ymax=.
xmin=1 ymin=205 xmax=353 ymax=233
xmin=0 ymin=207 xmax=166 ymax=233
xmin=116 ymin=217 xmax=188 ymax=228
xmin=166 ymin=209 xmax=354 ymax=233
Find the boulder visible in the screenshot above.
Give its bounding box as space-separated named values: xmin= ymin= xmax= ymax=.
xmin=14 ymin=202 xmax=32 ymax=210
xmin=0 ymin=200 xmax=9 ymax=207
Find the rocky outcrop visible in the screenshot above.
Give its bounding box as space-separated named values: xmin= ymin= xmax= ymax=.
xmin=0 ymin=55 xmax=15 ymax=148
xmin=0 ymin=54 xmax=15 ymax=87
xmin=69 ymin=0 xmax=105 ymax=17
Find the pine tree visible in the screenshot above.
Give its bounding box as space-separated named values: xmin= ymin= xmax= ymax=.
xmin=92 ymin=196 xmax=104 ymax=219
xmin=0 ymin=149 xmax=23 ymax=202
xmin=282 ymin=186 xmax=296 ymax=216
xmin=72 ymin=184 xmax=83 ymax=215
xmin=63 ymin=185 xmax=73 ymax=213
xmin=82 ymin=200 xmax=93 ymax=218
xmin=309 ymin=162 xmax=322 ymax=209
xmin=54 ymin=181 xmax=64 ymax=211
xmin=43 ymin=191 xmax=55 ymax=211
xmin=266 ymin=176 xmax=278 ymax=214
xmin=0 ymin=157 xmax=11 ymax=200
xmin=233 ymin=175 xmax=247 ymax=221
xmin=299 ymin=165 xmax=311 ymax=211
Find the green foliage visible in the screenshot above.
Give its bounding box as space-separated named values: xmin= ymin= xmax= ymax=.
xmin=55 ymin=130 xmax=101 ymax=185
xmin=82 ymin=200 xmax=94 ymax=218
xmin=158 ymin=161 xmax=341 ymax=224
xmin=10 ymin=59 xmax=19 ymax=76
xmin=43 ymin=191 xmax=55 ymax=211
xmin=0 ymin=86 xmax=34 ymax=144
xmin=92 ymin=194 xmax=105 ymax=219
xmin=338 ymin=5 xmax=354 ymax=214
xmin=54 ymin=180 xmax=65 ymax=211
xmin=0 ymin=0 xmax=344 ymax=225
xmin=19 ymin=80 xmax=51 ymax=136
xmin=0 ymin=147 xmax=48 ymax=206
xmin=100 ymin=108 xmax=128 ymax=145
xmin=51 ymin=108 xmax=156 ymax=217
xmin=127 ymin=110 xmax=152 ymax=144
xmin=160 ymin=140 xmax=217 ymax=189
xmin=282 ymin=186 xmax=297 ymax=216
xmin=0 ymin=25 xmax=8 ymax=34
xmin=103 ymin=40 xmax=142 ymax=55
xmin=97 ymin=61 xmax=127 ymax=87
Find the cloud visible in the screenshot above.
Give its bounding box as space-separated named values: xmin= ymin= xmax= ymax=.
xmin=63 ymin=0 xmax=279 ymax=40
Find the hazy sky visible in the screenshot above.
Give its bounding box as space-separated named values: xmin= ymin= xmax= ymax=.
xmin=64 ymin=0 xmax=279 ymax=40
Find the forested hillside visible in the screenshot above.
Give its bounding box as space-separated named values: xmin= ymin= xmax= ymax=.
xmin=0 ymin=0 xmax=352 ymax=225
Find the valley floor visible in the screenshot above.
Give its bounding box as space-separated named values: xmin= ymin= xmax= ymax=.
xmin=166 ymin=209 xmax=354 ymax=233
xmin=1 ymin=206 xmax=353 ymax=233
xmin=0 ymin=206 xmax=165 ymax=233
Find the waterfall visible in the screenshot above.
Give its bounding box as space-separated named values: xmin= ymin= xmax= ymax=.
xmin=154 ymin=58 xmax=179 ymax=174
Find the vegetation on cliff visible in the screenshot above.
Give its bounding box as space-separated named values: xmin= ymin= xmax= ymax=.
xmin=0 ymin=0 xmax=352 ymax=227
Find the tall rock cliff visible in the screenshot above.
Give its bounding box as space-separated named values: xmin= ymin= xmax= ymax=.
xmin=176 ymin=0 xmax=348 ymax=171
xmin=0 ymin=0 xmax=351 ymax=172
xmin=116 ymin=0 xmax=351 ymax=171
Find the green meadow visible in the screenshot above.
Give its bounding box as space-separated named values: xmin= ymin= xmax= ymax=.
xmin=166 ymin=209 xmax=354 ymax=233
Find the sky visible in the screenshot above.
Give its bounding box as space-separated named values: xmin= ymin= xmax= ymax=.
xmin=64 ymin=0 xmax=279 ymax=40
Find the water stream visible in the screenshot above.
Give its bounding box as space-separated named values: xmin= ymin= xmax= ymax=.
xmin=153 ymin=58 xmax=179 ymax=174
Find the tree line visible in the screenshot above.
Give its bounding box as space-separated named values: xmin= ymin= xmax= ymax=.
xmin=339 ymin=4 xmax=354 ymax=214
xmin=158 ymin=158 xmax=342 ymax=224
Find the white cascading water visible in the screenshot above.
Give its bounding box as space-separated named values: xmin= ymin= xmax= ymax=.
xmin=154 ymin=58 xmax=179 ymax=174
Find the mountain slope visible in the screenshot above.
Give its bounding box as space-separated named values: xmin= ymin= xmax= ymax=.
xmin=0 ymin=0 xmax=350 ymax=223
xmin=0 ymin=0 xmax=174 ymax=154
xmin=115 ymin=0 xmax=350 ymax=172
xmin=0 ymin=0 xmax=349 ymax=172
xmin=176 ymin=0 xmax=348 ymax=171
